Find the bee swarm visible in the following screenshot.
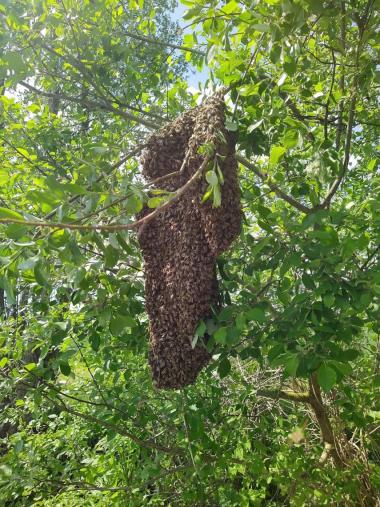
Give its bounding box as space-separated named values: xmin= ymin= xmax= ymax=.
xmin=137 ymin=92 xmax=242 ymax=389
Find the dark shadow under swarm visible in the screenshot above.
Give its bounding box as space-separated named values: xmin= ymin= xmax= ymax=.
xmin=137 ymin=92 xmax=242 ymax=389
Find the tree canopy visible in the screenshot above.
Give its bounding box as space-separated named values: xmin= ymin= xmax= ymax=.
xmin=0 ymin=0 xmax=379 ymax=505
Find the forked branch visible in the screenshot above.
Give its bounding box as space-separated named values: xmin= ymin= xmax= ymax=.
xmin=257 ymin=374 xmax=345 ymax=469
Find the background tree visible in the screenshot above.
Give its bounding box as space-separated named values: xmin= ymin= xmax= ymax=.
xmin=0 ymin=0 xmax=379 ymax=505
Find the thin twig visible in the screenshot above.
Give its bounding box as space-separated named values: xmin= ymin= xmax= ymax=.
xmin=335 ymin=2 xmax=346 ymax=150
xmin=106 ymin=12 xmax=205 ymax=56
xmin=324 ymin=49 xmax=337 ymax=141
xmin=257 ymin=389 xmax=311 ymax=403
xmin=360 ymin=244 xmax=380 ymax=270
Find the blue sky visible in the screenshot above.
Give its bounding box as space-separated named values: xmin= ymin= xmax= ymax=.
xmin=173 ymin=1 xmax=209 ymax=88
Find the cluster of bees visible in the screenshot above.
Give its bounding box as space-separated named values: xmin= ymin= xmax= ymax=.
xmin=137 ymin=92 xmax=242 ymax=389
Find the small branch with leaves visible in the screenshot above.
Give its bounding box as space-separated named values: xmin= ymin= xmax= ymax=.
xmin=236 ymin=155 xmax=313 ymax=214
xmin=0 ymin=156 xmax=212 ymax=233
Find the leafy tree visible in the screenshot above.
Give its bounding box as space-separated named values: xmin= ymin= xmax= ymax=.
xmin=0 ymin=0 xmax=379 ymax=505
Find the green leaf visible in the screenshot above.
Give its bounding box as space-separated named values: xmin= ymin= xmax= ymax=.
xmin=24 ymin=362 xmax=37 ymax=372
xmin=226 ymin=327 xmax=240 ymax=346
xmin=270 ymin=45 xmax=281 ymax=63
xmin=305 ymin=0 xmax=325 ymax=13
xmin=0 ymin=464 xmax=12 ymax=481
xmin=280 ymin=252 xmax=302 ymax=276
xmin=268 ymin=345 xmax=284 ymax=363
xmin=284 ymin=354 xmax=299 ymax=376
xmin=206 ymin=170 xmax=218 ymax=186
xmin=126 ymin=195 xmax=143 ymax=214
xmin=89 ymin=145 xmax=108 ymax=154
xmin=212 ymin=184 xmax=221 ymax=208
xmin=269 ymin=146 xmax=287 ymax=166
xmin=59 ymin=361 xmax=71 ymax=376
xmin=251 ymin=237 xmax=270 ymax=256
xmin=0 ymin=207 xmax=23 ymax=220
xmin=323 ymin=294 xmax=335 ymax=308
xmin=317 ymin=364 xmax=337 ymax=391
xmin=246 ymin=307 xmax=266 ymax=323
xmin=34 ymin=263 xmax=50 ymax=287
xmin=238 ymin=83 xmax=261 ymax=97
xmin=277 ymin=73 xmax=287 ymax=87
xmin=283 ymin=59 xmax=297 ymax=76
xmin=221 ymin=0 xmax=239 ymax=14
xmin=191 ymin=334 xmax=199 ymax=349
xmin=216 ymin=165 xmax=224 ymax=185
xmin=201 ymin=187 xmax=213 ymax=203
xmin=218 ymin=357 xmax=231 ymax=378
xmin=0 ymin=275 xmax=16 ymax=305
xmin=195 ymin=320 xmax=206 ymax=338
xmin=251 ymin=23 xmax=271 ymax=32
xmin=0 ymin=357 xmax=9 ymax=368
xmin=104 ymin=245 xmax=119 ymax=269
xmin=110 ymin=314 xmax=136 ymax=335
xmin=225 ymin=119 xmax=239 ymax=131
xmin=235 ymin=312 xmax=246 ymax=330
xmin=5 ymin=52 xmax=26 ymax=73
xmin=282 ymin=129 xmax=299 ymax=149
xmin=214 ymin=326 xmax=227 ymax=345
xmin=147 ymin=196 xmax=166 ymax=208
xmin=18 ymin=255 xmax=40 ymax=271
xmin=89 ymin=333 xmax=101 ymax=352
xmin=368 ymin=158 xmax=377 ymax=171
xmin=0 ymin=169 xmax=9 ymax=186
xmin=59 ymin=183 xmax=87 ymax=195
xmin=14 ymin=439 xmax=24 ymax=453
xmin=247 ymin=119 xmax=263 ymax=133
xmin=341 ymin=237 xmax=357 ymax=258
xmin=340 ymin=349 xmax=360 ymax=362
xmin=51 ymin=329 xmax=66 ymax=346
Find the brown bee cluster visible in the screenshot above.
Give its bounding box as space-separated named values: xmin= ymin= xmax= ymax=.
xmin=137 ymin=92 xmax=242 ymax=389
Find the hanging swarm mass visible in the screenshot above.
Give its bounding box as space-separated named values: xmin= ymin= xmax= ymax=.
xmin=137 ymin=92 xmax=242 ymax=389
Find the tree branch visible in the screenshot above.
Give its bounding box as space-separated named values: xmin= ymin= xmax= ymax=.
xmin=236 ymin=155 xmax=312 ymax=214
xmin=360 ymin=244 xmax=380 ymax=270
xmin=258 ymin=375 xmax=346 ymax=469
xmin=37 ymin=43 xmax=165 ymax=123
xmin=44 ymin=145 xmax=146 ymax=220
xmin=108 ymin=15 xmax=205 ymax=56
xmin=335 ymin=1 xmax=347 ymax=150
xmin=257 ymin=389 xmax=311 ymax=403
xmin=322 ymin=0 xmax=374 ymax=208
xmin=280 ymin=94 xmax=316 ymax=143
xmin=324 ymin=49 xmax=337 ymax=141
xmin=309 ymin=373 xmax=345 ymax=468
xmin=19 ymin=80 xmax=160 ymax=130
xmin=0 ymin=156 xmax=211 ymax=232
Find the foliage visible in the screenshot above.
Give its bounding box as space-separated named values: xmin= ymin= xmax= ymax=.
xmin=0 ymin=0 xmax=379 ymax=505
